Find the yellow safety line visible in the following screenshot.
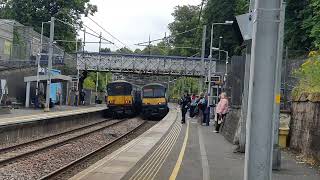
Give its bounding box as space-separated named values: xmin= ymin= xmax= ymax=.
xmin=149 ymin=123 xmax=182 ymax=180
xmin=142 ymin=123 xmax=181 ymax=180
xmin=130 ymin=122 xmax=180 ymax=180
xmin=169 ymin=120 xmax=190 ymax=180
xmin=134 ymin=125 xmax=178 ymax=180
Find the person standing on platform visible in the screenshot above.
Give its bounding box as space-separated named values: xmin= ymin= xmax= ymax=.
xmin=198 ymin=93 xmax=204 ymax=124
xmin=204 ymin=93 xmax=210 ymax=126
xmin=189 ymin=93 xmax=196 ymax=117
xmin=180 ymin=91 xmax=191 ymax=124
xmin=214 ymin=92 xmax=229 ymax=133
xmin=80 ymin=89 xmax=86 ymax=105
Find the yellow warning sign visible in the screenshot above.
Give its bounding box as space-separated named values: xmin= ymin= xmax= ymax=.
xmin=275 ymin=94 xmax=281 ymax=104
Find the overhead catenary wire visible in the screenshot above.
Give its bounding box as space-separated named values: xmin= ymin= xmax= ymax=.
xmin=55 ymin=18 xmax=114 ymax=44
xmin=86 ymin=16 xmax=130 ymax=50
xmin=134 ymin=27 xmax=200 ymax=46
xmin=136 ymin=44 xmax=201 ymax=50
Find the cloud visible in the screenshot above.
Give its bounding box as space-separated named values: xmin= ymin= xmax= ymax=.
xmin=79 ymin=0 xmax=200 ymax=51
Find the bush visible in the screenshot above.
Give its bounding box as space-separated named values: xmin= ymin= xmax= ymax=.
xmin=292 ymin=51 xmax=320 ymax=99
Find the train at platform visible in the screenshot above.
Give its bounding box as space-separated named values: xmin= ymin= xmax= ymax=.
xmin=141 ymin=83 xmax=169 ymax=119
xmin=106 ymin=80 xmax=142 ymax=117
xmin=105 ymin=81 xmax=168 ymax=119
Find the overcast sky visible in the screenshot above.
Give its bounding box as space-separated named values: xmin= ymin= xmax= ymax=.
xmin=80 ymin=0 xmax=201 ymax=52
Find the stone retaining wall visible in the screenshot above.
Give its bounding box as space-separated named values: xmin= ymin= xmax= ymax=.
xmin=221 ymin=107 xmax=241 ymax=143
xmin=290 ymin=93 xmax=320 ymax=162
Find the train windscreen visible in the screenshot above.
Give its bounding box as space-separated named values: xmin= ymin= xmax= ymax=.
xmin=143 ymin=86 xmax=165 ymax=98
xmin=107 ymin=82 xmax=132 ymax=95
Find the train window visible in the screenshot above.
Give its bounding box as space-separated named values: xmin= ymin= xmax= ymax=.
xmin=143 ymin=89 xmax=153 ymax=97
xmin=107 ymin=83 xmax=132 ymax=95
xmin=143 ymin=87 xmax=165 ymax=98
xmin=154 ymin=88 xmax=165 ymax=97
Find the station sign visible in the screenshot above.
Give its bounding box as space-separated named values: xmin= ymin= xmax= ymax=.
xmin=205 ymin=75 xmax=222 ymax=85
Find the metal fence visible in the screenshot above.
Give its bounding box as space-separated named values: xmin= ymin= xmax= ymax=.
xmin=0 ymin=20 xmax=75 ymax=69
xmin=225 ymin=49 xmax=308 ymax=110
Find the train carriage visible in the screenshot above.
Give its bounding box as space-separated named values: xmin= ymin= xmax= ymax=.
xmin=142 ymin=83 xmax=169 ymax=119
xmin=106 ymin=80 xmax=141 ymax=117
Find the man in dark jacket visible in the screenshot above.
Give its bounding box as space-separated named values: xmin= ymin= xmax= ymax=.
xmin=180 ymin=91 xmax=191 ymax=124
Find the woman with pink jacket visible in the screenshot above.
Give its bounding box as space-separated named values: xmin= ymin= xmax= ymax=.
xmin=214 ymin=92 xmax=229 ymax=133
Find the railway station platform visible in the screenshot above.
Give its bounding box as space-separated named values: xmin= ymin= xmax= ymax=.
xmin=71 ymin=107 xmax=320 ymax=180
xmin=0 ymin=105 xmax=107 ymax=126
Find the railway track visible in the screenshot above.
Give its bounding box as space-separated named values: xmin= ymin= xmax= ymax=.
xmin=0 ymin=118 xmax=116 ymax=165
xmin=40 ymin=120 xmax=147 ymax=180
xmin=0 ymin=117 xmax=146 ymax=180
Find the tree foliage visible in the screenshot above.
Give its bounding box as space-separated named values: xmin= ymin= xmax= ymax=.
xmin=100 ymin=47 xmax=111 ymax=53
xmin=292 ymin=51 xmax=320 ymax=97
xmin=202 ymin=0 xmax=243 ymax=55
xmin=83 ymin=72 xmax=112 ymax=92
xmin=169 ymin=77 xmax=200 ymax=98
xmin=285 ymin=0 xmax=314 ymax=51
xmin=0 ymin=0 xmax=97 ymax=53
xmin=167 ymin=5 xmax=202 ymax=57
xmin=115 ymin=47 xmax=133 ymax=54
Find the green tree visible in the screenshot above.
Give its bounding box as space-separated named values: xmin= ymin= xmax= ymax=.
xmin=203 ymin=0 xmax=242 ymax=55
xmin=100 ymin=47 xmax=111 ymax=53
xmin=169 ymin=77 xmax=200 ymax=98
xmin=83 ymin=77 xmax=95 ymax=90
xmin=168 ymin=5 xmax=202 ymax=57
xmin=134 ymin=49 xmax=143 ymax=54
xmin=303 ymin=0 xmax=320 ymax=48
xmin=84 ymin=72 xmax=112 ymax=92
xmin=292 ymin=51 xmax=320 ymax=97
xmin=0 ymin=0 xmax=97 ymax=53
xmin=285 ymin=0 xmax=314 ymax=51
xmin=116 ymin=47 xmax=133 ymax=54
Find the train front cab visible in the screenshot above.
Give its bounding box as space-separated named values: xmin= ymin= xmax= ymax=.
xmin=142 ymin=84 xmax=168 ymax=119
xmin=106 ymin=81 xmax=141 ymax=116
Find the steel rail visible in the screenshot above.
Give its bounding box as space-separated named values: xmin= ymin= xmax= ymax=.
xmin=39 ymin=120 xmax=147 ymax=180
xmin=0 ymin=118 xmax=127 ymax=166
xmin=0 ymin=118 xmax=111 ymax=152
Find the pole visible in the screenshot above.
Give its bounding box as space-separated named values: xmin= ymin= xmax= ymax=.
xmin=200 ymin=25 xmax=207 ymax=93
xmin=36 ymin=22 xmax=45 ymax=96
xmin=283 ymin=46 xmax=288 ymax=110
xmin=225 ymin=51 xmax=229 ymax=76
xmin=148 ymin=35 xmax=151 ymax=55
xmin=238 ymin=0 xmax=255 ymax=154
xmin=218 ymin=37 xmax=222 ymax=62
xmin=83 ymin=28 xmax=86 ymax=53
xmin=272 ymin=0 xmax=286 ymax=170
xmin=167 ymin=77 xmax=170 ymax=100
xmin=95 ymin=32 xmax=102 ymax=104
xmin=238 ymin=44 xmax=251 ymax=152
xmin=244 ymin=0 xmax=280 ymax=179
xmin=76 ymin=39 xmax=80 ymax=106
xmin=45 ymin=17 xmax=54 ymax=112
xmin=95 ymin=72 xmax=99 ymax=103
xmin=208 ymin=24 xmax=213 ymax=97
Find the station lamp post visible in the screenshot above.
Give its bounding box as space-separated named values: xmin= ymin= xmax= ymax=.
xmin=36 ymin=21 xmax=50 ymax=97
xmin=208 ymin=21 xmax=233 ymax=102
xmin=212 ymin=47 xmax=229 ymax=78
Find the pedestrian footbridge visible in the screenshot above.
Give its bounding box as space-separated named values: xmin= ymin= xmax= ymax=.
xmin=77 ymin=52 xmax=217 ymax=77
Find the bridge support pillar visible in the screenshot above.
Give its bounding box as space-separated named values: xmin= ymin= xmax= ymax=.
xmin=25 ymin=81 xmax=31 ymax=108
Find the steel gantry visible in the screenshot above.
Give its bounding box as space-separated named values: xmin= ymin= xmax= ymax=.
xmin=77 ymin=52 xmax=217 ymax=77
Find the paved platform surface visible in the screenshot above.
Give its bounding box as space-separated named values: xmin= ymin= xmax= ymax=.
xmin=71 ymin=111 xmax=320 ymax=180
xmin=0 ymin=105 xmax=107 ymax=126
xmin=124 ymin=116 xmax=320 ymax=180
